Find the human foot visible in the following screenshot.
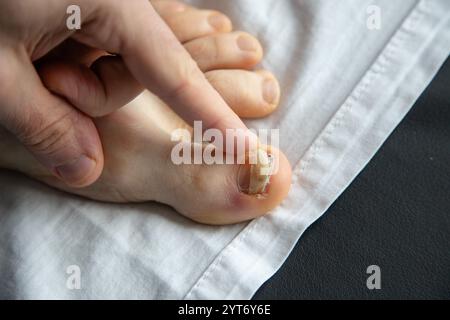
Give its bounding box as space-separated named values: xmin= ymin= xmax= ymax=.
xmin=0 ymin=1 xmax=291 ymax=225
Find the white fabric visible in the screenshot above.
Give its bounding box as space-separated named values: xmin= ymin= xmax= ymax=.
xmin=0 ymin=0 xmax=448 ymax=299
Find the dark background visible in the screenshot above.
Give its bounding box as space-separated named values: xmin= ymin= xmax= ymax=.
xmin=254 ymin=57 xmax=450 ymax=299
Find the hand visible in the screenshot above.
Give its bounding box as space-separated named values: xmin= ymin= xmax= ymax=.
xmin=0 ymin=0 xmax=248 ymax=187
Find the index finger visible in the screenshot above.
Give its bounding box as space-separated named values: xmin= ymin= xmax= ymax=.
xmin=81 ymin=0 xmax=252 ymax=146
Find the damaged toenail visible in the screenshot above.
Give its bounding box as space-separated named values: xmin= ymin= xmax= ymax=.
xmin=237 ymin=34 xmax=259 ymax=52
xmin=262 ymin=78 xmax=280 ymax=105
xmin=238 ymin=149 xmax=274 ymax=196
xmin=208 ymin=14 xmax=229 ymax=31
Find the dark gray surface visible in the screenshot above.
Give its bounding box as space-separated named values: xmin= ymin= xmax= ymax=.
xmin=254 ymin=57 xmax=450 ymax=300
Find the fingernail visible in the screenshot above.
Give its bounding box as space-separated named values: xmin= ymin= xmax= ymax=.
xmin=262 ymin=78 xmax=280 ymax=105
xmin=55 ymin=155 xmax=96 ymax=185
xmin=208 ymin=14 xmax=230 ymax=31
xmin=237 ymin=34 xmax=259 ymax=52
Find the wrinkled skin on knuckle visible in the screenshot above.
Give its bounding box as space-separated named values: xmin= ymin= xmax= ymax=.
xmin=188 ymin=39 xmax=210 ymax=60
xmin=16 ymin=107 xmax=76 ymax=158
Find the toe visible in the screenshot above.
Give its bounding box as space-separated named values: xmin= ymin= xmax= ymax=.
xmin=154 ymin=6 xmax=233 ymax=43
xmin=205 ymin=69 xmax=281 ymax=118
xmin=184 ymin=32 xmax=263 ymax=72
xmin=165 ymin=147 xmax=292 ymax=225
xmin=151 ymin=0 xmax=190 ymax=17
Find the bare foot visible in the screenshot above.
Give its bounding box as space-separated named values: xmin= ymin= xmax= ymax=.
xmin=0 ymin=1 xmax=291 ymax=225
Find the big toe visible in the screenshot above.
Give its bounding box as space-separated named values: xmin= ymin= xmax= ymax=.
xmin=161 ymin=147 xmax=292 ymax=225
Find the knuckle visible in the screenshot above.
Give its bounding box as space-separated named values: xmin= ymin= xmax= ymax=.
xmin=206 ymin=71 xmax=234 ymax=94
xmin=77 ymin=69 xmax=106 ymax=117
xmin=18 ymin=109 xmax=75 ymax=156
xmin=186 ymin=38 xmax=210 ymax=59
xmin=164 ymin=62 xmax=203 ymax=100
xmin=83 ymin=0 xmax=128 ymax=53
xmin=188 ymin=36 xmax=223 ymax=65
xmin=211 ymin=36 xmax=223 ymax=61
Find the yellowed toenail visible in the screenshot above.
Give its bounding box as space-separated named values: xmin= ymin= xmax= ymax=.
xmin=238 ymin=149 xmax=274 ymax=195
xmin=262 ymin=78 xmax=280 ymax=105
xmin=237 ymin=34 xmax=259 ymax=52
xmin=208 ymin=14 xmax=229 ymax=31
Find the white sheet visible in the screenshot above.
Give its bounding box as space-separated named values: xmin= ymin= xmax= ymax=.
xmin=0 ymin=0 xmax=448 ymax=299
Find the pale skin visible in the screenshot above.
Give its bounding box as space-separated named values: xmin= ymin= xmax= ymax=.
xmin=0 ymin=1 xmax=292 ymax=225
xmin=0 ymin=0 xmax=252 ymax=187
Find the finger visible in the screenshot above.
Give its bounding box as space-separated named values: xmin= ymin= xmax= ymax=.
xmin=206 ymin=70 xmax=281 ymax=118
xmin=184 ymin=32 xmax=263 ymax=72
xmin=76 ymin=0 xmax=253 ymax=148
xmin=38 ymin=56 xmax=143 ymax=118
xmin=0 ymin=53 xmax=103 ymax=187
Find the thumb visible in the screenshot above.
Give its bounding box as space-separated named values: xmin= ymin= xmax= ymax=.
xmin=0 ymin=51 xmax=103 ymax=187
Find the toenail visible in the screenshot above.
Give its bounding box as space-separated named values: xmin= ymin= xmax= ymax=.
xmin=237 ymin=34 xmax=259 ymax=52
xmin=208 ymin=14 xmax=229 ymax=31
xmin=237 ymin=149 xmax=273 ymax=195
xmin=262 ymin=78 xmax=280 ymax=105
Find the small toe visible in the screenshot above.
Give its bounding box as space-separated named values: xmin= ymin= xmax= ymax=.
xmin=184 ymin=32 xmax=263 ymax=71
xmin=155 ymin=8 xmax=233 ymax=43
xmin=206 ymin=69 xmax=281 ymax=118
xmin=165 ymin=147 xmax=292 ymax=225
